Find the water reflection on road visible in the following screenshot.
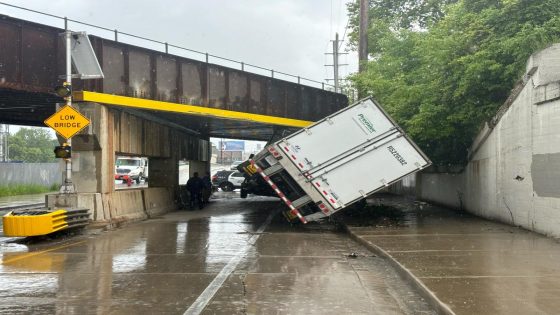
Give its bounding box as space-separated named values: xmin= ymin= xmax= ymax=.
xmin=0 ymin=193 xmax=434 ymax=314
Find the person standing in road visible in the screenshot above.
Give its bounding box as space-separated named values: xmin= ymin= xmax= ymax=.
xmin=202 ymin=172 xmax=212 ymax=205
xmin=186 ymin=172 xmax=204 ymax=209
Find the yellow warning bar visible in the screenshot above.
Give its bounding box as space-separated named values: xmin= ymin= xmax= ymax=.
xmin=74 ymin=91 xmax=313 ymax=128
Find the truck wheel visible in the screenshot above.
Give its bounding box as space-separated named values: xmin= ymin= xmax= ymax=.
xmin=240 ymin=188 xmax=248 ymax=199
xmin=136 ymin=173 xmax=143 ymax=184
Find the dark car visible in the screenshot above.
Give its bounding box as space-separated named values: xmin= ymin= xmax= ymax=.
xmin=211 ymin=170 xmax=234 ymax=191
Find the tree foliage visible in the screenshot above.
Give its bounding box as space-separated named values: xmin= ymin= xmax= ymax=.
xmin=348 ymin=0 xmax=560 ymax=165
xmin=8 ymin=128 xmax=58 ymax=163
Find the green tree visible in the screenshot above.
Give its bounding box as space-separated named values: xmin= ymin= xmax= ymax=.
xmin=8 ymin=128 xmax=59 ymax=162
xmin=348 ymin=0 xmax=560 ymax=165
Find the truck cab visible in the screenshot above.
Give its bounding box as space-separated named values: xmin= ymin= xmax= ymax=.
xmin=115 ymin=156 xmax=148 ymax=184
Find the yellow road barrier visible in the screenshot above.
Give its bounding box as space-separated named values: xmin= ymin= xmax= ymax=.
xmin=3 ymin=208 xmax=89 ymax=237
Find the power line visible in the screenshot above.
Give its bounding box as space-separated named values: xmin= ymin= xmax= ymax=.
xmin=339 ymin=16 xmax=350 ymax=50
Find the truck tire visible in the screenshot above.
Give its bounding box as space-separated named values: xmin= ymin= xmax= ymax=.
xmin=240 ymin=188 xmax=248 ymax=199
xmin=136 ymin=173 xmax=143 ymax=184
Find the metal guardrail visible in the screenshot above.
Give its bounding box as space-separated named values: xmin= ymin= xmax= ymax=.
xmin=0 ymin=2 xmax=336 ymax=91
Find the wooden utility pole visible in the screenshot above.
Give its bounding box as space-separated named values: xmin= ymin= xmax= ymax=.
xmin=358 ymin=0 xmax=368 ymax=73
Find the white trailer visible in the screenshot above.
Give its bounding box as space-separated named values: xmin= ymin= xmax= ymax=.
xmin=241 ymin=97 xmax=431 ymax=223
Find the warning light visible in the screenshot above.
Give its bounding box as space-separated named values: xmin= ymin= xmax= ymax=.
xmin=54 ymin=84 xmax=72 ymax=98
xmin=54 ymin=145 xmax=72 ymax=159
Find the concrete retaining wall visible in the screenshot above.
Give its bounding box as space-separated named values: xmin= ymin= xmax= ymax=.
xmin=47 ymin=187 xmax=176 ymax=223
xmin=0 ymin=162 xmax=61 ymax=186
xmin=143 ymin=187 xmax=175 ymax=217
xmin=408 ymin=44 xmax=560 ymax=238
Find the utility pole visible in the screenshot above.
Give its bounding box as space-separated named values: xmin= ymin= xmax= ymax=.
xmin=325 ymin=33 xmax=348 ymax=93
xmin=358 ymin=0 xmax=368 ymax=74
xmin=333 ymin=33 xmax=340 ymax=93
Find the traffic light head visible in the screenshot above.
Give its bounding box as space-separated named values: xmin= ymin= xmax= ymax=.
xmin=54 ymin=145 xmax=71 ymax=159
xmin=54 ymin=84 xmax=72 ymax=98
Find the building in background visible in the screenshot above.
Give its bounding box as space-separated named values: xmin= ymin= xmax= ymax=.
xmin=217 ymin=140 xmax=244 ymax=164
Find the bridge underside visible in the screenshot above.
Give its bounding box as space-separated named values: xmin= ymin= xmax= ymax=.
xmin=0 ymin=88 xmax=305 ymax=141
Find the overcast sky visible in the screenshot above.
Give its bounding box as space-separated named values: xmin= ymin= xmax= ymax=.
xmin=2 ymin=0 xmax=357 ymax=87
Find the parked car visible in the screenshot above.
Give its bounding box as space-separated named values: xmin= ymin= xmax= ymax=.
xmin=211 ymin=170 xmax=246 ymax=191
xmin=227 ymin=171 xmax=246 ymax=190
xmin=211 ymin=170 xmax=234 ymax=191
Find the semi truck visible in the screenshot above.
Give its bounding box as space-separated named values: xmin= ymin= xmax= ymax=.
xmin=238 ymin=97 xmax=431 ymax=224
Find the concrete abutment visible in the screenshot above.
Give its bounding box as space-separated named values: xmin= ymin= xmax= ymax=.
xmin=47 ymin=102 xmax=210 ymax=223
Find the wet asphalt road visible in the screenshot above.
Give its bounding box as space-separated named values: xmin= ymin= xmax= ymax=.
xmin=0 ymin=192 xmax=435 ymax=314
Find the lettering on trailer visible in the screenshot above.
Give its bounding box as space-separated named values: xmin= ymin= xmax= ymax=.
xmin=387 ymin=146 xmax=408 ymax=166
xmin=356 ymin=113 xmax=376 ymax=133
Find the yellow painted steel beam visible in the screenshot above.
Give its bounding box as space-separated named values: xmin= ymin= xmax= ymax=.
xmin=74 ymin=91 xmax=313 ymax=128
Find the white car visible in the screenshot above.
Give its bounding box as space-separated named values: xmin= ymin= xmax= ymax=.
xmin=222 ymin=171 xmax=245 ymax=191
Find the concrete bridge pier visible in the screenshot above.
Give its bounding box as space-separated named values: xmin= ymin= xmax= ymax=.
xmin=46 ymin=102 xmax=210 ymax=224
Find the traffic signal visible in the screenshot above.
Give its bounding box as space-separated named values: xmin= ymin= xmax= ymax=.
xmin=54 ymin=84 xmax=72 ymax=98
xmin=54 ymin=145 xmax=71 ymax=159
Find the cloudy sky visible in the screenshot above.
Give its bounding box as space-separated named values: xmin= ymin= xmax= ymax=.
xmin=1 ymin=0 xmax=357 ymax=88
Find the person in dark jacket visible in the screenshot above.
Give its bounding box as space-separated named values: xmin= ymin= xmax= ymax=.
xmin=202 ymin=172 xmax=212 ymax=204
xmin=186 ymin=172 xmax=204 ymax=209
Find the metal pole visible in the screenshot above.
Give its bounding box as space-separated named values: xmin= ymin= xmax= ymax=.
xmin=61 ymin=30 xmax=75 ymax=194
xmin=114 ymin=29 xmax=118 ymax=42
xmin=358 ymin=0 xmax=368 ymax=74
xmin=0 ymin=124 xmax=5 ymax=162
xmin=333 ymin=33 xmax=339 ymax=93
xmin=271 ymin=70 xmax=274 ymax=78
xmin=241 ymin=62 xmax=244 ymax=71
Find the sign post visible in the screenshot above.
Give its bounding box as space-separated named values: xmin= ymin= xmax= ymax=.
xmin=45 ymin=29 xmax=103 ymax=194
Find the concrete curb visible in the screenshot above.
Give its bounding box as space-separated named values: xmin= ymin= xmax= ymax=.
xmin=341 ymin=223 xmax=456 ymax=315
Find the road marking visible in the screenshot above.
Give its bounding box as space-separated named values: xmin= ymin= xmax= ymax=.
xmin=184 ymin=211 xmax=276 ymax=315
xmin=2 ymin=240 xmax=87 ymax=265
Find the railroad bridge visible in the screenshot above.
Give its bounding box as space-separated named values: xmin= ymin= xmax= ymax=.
xmin=0 ymin=14 xmax=348 ymax=221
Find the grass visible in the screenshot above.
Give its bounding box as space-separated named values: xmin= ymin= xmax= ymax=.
xmin=0 ymin=183 xmax=59 ymax=198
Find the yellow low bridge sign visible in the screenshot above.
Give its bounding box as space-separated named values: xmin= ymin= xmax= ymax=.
xmin=44 ymin=105 xmax=90 ymax=139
